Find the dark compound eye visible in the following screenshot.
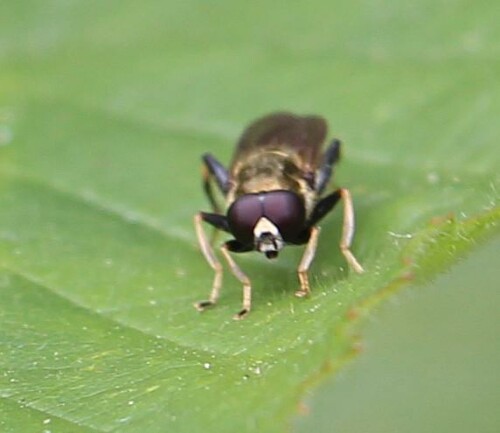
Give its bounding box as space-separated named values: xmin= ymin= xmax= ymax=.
xmin=227 ymin=191 xmax=306 ymax=245
xmin=262 ymin=191 xmax=305 ymax=242
xmin=227 ymin=194 xmax=263 ymax=244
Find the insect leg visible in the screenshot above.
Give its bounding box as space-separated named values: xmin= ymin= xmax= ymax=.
xmin=220 ymin=243 xmax=252 ymax=320
xmin=308 ymin=189 xmax=341 ymax=227
xmin=202 ymin=153 xmax=230 ymax=213
xmin=200 ymin=212 xmax=230 ymax=232
xmin=296 ymin=226 xmax=320 ymax=297
xmin=338 ymin=188 xmax=364 ymax=274
xmin=315 ymin=139 xmax=341 ymax=195
xmin=193 ymin=213 xmax=224 ymax=311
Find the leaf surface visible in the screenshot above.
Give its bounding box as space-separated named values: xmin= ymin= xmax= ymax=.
xmin=0 ymin=1 xmax=499 ymax=432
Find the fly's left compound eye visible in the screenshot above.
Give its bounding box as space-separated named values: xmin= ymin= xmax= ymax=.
xmin=263 ymin=191 xmax=305 ymax=242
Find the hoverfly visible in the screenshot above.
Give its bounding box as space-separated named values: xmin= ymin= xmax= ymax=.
xmin=194 ymin=112 xmax=364 ymax=319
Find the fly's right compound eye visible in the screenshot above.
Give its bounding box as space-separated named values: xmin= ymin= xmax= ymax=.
xmin=227 ymin=194 xmax=263 ymax=244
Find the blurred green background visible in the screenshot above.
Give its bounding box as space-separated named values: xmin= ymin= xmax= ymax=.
xmin=0 ymin=1 xmax=499 ymax=432
xmin=296 ymin=237 xmax=500 ymax=433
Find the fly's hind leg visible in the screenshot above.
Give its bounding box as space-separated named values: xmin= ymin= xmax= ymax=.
xmin=339 ymin=188 xmax=364 ymax=274
xmin=193 ymin=213 xmax=224 ymax=311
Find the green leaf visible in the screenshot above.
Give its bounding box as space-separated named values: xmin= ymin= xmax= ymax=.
xmin=0 ymin=1 xmax=499 ymax=432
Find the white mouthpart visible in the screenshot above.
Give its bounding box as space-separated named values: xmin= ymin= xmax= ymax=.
xmin=253 ymin=217 xmax=284 ymax=252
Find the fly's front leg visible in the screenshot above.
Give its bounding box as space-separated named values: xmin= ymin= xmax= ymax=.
xmin=316 ymin=139 xmax=341 ymax=195
xmin=339 ymin=188 xmax=364 ymax=274
xmin=296 ymin=226 xmax=320 ymax=297
xmin=220 ymin=244 xmax=252 ymax=320
xmin=193 ymin=213 xmax=223 ymax=311
xmin=202 ymin=153 xmax=230 ymax=214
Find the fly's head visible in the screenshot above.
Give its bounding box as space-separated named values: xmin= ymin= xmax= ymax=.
xmin=227 ymin=190 xmax=307 ymax=259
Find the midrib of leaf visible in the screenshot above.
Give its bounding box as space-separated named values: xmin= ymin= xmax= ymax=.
xmin=0 ymin=168 xmax=194 ymax=244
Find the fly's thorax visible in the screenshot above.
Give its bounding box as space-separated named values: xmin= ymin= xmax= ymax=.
xmin=228 ymin=149 xmax=313 ymax=200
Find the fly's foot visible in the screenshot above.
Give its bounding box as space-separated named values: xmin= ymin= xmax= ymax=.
xmin=233 ymin=308 xmax=250 ymax=320
xmin=194 ymin=300 xmax=215 ymax=312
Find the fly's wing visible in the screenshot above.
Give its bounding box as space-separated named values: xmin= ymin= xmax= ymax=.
xmin=231 ymin=112 xmax=328 ymax=174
